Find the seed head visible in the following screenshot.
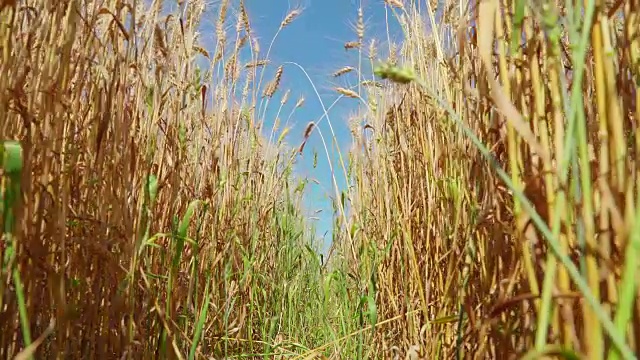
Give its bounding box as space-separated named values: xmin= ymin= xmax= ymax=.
xmin=344 ymin=41 xmax=361 ymax=50
xmin=245 ymin=59 xmax=269 ymax=68
xmin=263 ymin=65 xmax=284 ymax=98
xmin=281 ymin=8 xmax=301 ymax=28
xmin=361 ymin=80 xmax=383 ymax=88
xmin=281 ymin=89 xmax=290 ymax=104
xmin=335 ymin=87 xmax=359 ymax=98
xmin=356 ymin=7 xmax=364 ymax=41
xmin=385 ymin=0 xmax=404 ymax=9
xmin=332 ymin=66 xmax=355 ymax=77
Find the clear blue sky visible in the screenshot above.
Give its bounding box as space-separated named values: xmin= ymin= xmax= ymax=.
xmin=164 ymin=0 xmax=406 ymax=253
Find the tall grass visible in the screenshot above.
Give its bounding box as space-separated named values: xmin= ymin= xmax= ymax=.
xmin=337 ymin=0 xmax=640 ymax=358
xmin=0 ymin=0 xmax=353 ymax=358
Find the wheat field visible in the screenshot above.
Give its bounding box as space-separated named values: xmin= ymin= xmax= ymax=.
xmin=1 ymin=0 xmax=639 ymax=359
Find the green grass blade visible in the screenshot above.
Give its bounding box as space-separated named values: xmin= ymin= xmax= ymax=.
xmin=1 ymin=142 xmax=31 ymax=357
xmin=189 ymin=272 xmax=211 ymax=360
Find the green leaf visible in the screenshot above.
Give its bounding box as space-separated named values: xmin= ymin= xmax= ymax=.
xmin=366 ymin=295 xmax=377 ymax=332
xmin=374 ymin=62 xmax=416 ymax=84
xmin=2 ymin=141 xmax=23 ymax=175
xmin=188 ymin=275 xmax=211 ymax=360
xmin=510 ymin=0 xmax=526 ymax=54
xmin=146 ymin=175 xmax=158 ymax=205
xmin=178 ymin=200 xmax=200 ymax=241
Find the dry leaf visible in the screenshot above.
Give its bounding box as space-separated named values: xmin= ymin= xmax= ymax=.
xmin=405 ymin=345 xmax=421 ymax=360
xmin=15 ymin=319 xmax=55 ymax=360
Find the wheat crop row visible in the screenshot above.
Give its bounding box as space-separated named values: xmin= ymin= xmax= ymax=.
xmin=1 ymin=0 xmax=639 ymax=359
